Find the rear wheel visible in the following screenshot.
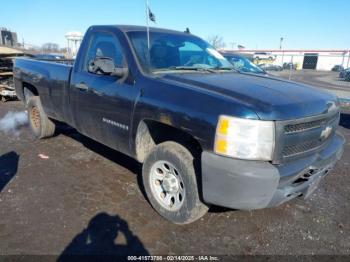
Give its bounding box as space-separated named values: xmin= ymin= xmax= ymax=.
xmin=142 ymin=141 xmax=209 ymax=224
xmin=27 ymin=96 xmax=55 ymax=139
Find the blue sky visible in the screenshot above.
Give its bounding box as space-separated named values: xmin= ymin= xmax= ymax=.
xmin=2 ymin=0 xmax=350 ymax=50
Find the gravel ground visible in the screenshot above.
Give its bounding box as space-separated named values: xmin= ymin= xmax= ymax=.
xmin=0 ymin=94 xmax=349 ymax=257
xmin=271 ymin=70 xmax=350 ymax=102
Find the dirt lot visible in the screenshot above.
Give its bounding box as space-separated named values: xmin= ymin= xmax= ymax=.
xmin=271 ymin=70 xmax=350 ymax=103
xmin=0 ymin=76 xmax=350 ymax=257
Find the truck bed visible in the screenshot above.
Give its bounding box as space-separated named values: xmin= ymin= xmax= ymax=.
xmin=14 ymin=58 xmax=73 ymax=121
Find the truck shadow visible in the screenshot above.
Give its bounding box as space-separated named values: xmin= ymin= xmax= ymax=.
xmin=58 ymin=212 xmax=149 ymax=261
xmin=56 ymin=123 xmax=233 ymax=214
xmin=56 ymin=124 xmax=146 ymax=195
xmin=55 ymin=124 xmax=140 ymax=172
xmin=340 ymin=113 xmax=350 ymax=129
xmin=0 ymin=151 xmax=19 ymax=193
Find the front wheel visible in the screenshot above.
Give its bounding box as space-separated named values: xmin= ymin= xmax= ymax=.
xmin=142 ymin=141 xmax=209 ymax=224
xmin=27 ymin=96 xmax=56 ymax=139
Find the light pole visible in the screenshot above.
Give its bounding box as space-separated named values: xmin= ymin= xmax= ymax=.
xmin=279 ymin=37 xmax=284 ymax=50
xmin=280 ymin=37 xmax=285 ymax=66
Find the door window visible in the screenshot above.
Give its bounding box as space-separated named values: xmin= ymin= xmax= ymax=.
xmin=83 ymin=32 xmax=124 ymax=72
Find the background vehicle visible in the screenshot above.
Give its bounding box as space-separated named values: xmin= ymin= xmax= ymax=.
xmin=253 ymin=52 xmax=276 ymax=61
xmin=345 ymin=71 xmax=350 ymax=81
xmin=34 ymin=54 xmax=74 ymax=65
xmin=339 ymin=68 xmax=350 ymax=78
xmin=221 ymin=52 xmax=267 ymax=75
xmin=0 ymin=46 xmax=29 ymax=101
xmin=259 ymin=63 xmax=283 ymax=71
xmin=283 ymin=62 xmax=297 ymax=70
xmin=332 ymin=65 xmax=344 ymax=72
xmin=0 ymin=74 xmax=15 ymax=102
xmin=14 ymin=25 xmax=344 ymax=224
xmin=34 ymin=54 xmax=66 ymax=60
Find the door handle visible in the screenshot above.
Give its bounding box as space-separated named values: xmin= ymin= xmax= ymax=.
xmin=76 ymin=82 xmax=89 ymax=91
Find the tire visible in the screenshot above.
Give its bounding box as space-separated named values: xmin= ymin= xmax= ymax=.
xmin=142 ymin=141 xmax=209 ymax=224
xmin=27 ymin=96 xmax=56 ymax=139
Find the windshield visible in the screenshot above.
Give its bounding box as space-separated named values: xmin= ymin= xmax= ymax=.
xmin=127 ymin=31 xmax=234 ymax=73
xmin=224 ymin=54 xmax=265 ymax=74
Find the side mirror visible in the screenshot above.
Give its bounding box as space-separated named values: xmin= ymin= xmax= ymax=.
xmin=88 ymin=57 xmax=128 ymax=78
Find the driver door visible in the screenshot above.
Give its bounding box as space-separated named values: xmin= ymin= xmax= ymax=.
xmin=70 ymin=31 xmax=136 ymax=154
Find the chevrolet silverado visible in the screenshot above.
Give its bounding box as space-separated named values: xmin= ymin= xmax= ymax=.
xmin=14 ymin=25 xmax=345 ymax=224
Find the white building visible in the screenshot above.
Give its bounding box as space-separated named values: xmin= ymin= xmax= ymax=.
xmin=224 ymin=49 xmax=350 ymax=71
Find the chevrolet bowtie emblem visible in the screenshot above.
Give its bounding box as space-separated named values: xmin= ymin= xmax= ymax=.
xmin=320 ymin=126 xmax=333 ymax=141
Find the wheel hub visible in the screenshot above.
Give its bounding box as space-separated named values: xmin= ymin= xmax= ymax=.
xmin=149 ymin=160 xmax=185 ymax=211
xmin=162 ymin=173 xmax=179 ymax=194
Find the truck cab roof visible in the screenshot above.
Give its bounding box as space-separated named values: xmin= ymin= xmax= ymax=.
xmin=89 ymin=25 xmax=191 ymax=36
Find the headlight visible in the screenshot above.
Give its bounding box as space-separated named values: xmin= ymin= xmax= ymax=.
xmin=214 ymin=115 xmax=275 ymax=161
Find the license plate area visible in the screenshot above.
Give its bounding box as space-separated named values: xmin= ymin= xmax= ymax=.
xmin=304 ymin=176 xmax=322 ymax=199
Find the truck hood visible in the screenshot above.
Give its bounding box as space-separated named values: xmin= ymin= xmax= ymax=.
xmin=162 ymin=72 xmax=338 ymax=120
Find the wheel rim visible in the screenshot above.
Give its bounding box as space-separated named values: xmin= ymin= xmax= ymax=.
xmin=30 ymin=106 xmax=40 ymax=130
xmin=149 ymin=160 xmax=185 ymax=211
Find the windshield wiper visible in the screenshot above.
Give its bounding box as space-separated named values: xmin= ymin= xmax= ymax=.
xmin=213 ymin=67 xmax=238 ymax=72
xmin=159 ymin=66 xmax=217 ymax=73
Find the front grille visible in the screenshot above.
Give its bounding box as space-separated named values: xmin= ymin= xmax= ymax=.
xmin=274 ymin=111 xmax=340 ymax=163
xmin=282 ymin=140 xmax=322 ymax=157
xmin=284 ymin=113 xmax=338 ymax=134
xmin=284 ymin=119 xmax=323 ymax=133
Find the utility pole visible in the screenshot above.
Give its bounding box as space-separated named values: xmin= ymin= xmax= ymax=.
xmin=280 ymin=37 xmax=285 ymax=66
xmin=279 ymin=37 xmax=284 ymax=50
xmin=289 ymin=55 xmax=294 ymax=80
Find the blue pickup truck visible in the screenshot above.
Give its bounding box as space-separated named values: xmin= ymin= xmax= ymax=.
xmin=14 ymin=25 xmax=345 ymax=224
